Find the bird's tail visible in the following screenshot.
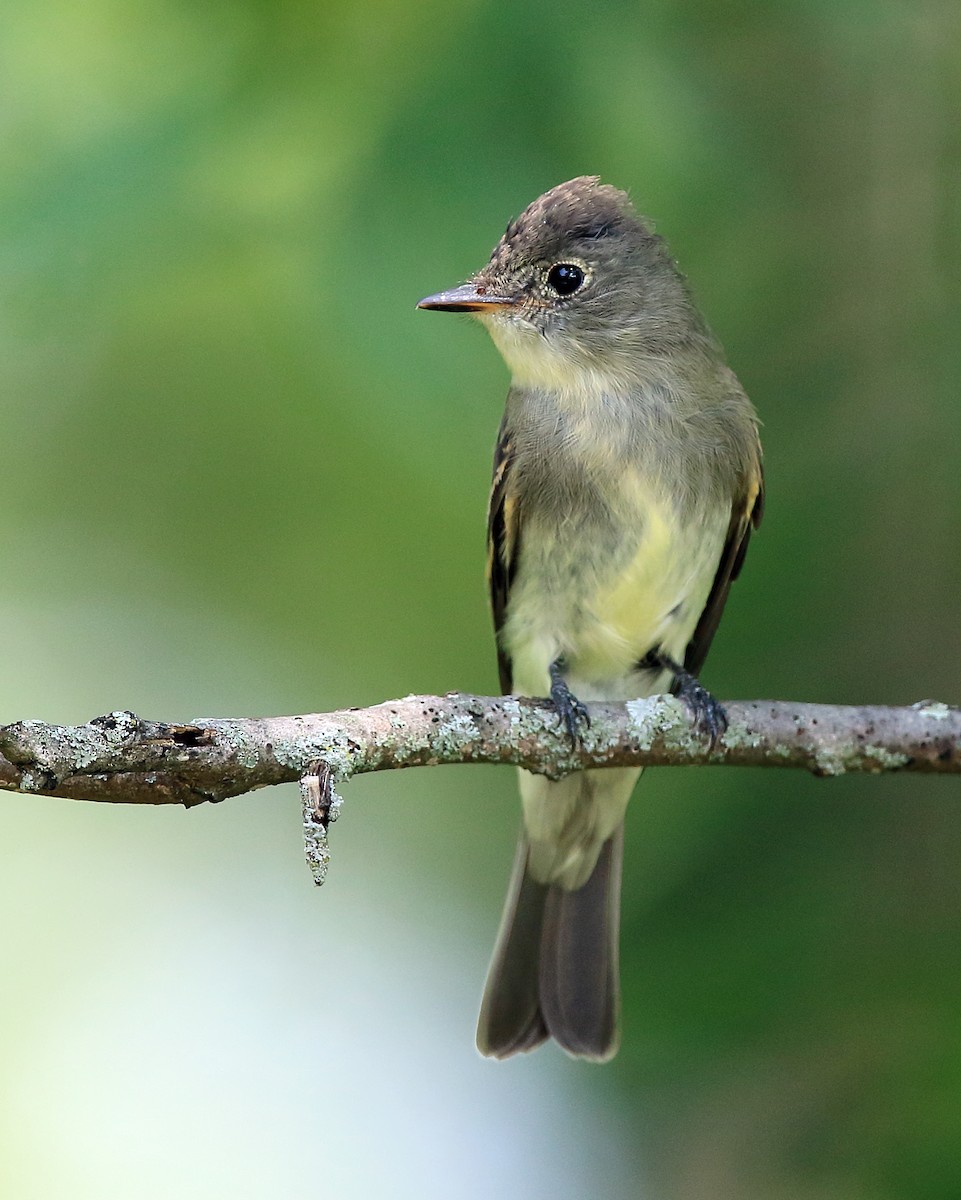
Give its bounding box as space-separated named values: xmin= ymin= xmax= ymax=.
xmin=476 ymin=823 xmax=623 ymax=1061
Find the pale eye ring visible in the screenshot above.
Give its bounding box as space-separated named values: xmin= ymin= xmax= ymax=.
xmin=546 ymin=263 xmax=585 ymax=296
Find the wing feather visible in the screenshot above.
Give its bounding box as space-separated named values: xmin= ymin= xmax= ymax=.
xmin=683 ymin=455 xmax=764 ymax=677
xmin=487 ymin=418 xmax=519 ymax=693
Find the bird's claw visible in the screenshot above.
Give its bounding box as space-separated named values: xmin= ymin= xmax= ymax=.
xmin=639 ymin=649 xmax=727 ymax=748
xmin=549 ymin=671 xmax=590 ymax=747
xmin=677 ymin=676 xmax=728 ymax=746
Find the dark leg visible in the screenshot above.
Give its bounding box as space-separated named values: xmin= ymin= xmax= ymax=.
xmin=639 ymin=650 xmax=728 ymax=744
xmin=549 ymin=658 xmax=590 ymax=746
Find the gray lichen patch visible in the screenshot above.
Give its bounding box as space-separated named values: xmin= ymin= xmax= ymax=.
xmin=303 ymin=816 xmax=332 ymax=886
xmin=912 ymin=700 xmax=955 ymax=720
xmin=625 ymin=694 xmax=699 ymax=756
xmin=722 ymin=716 xmax=768 ymax=754
xmin=203 ymin=722 xmax=263 ymax=771
xmin=810 ymin=746 xmax=850 ymax=777
xmin=863 ymin=744 xmax=910 ymax=772
xmin=432 ymin=709 xmax=485 ymax=756
xmin=2 ymin=712 xmax=138 ymax=782
xmin=623 ymin=696 xmax=664 ymax=752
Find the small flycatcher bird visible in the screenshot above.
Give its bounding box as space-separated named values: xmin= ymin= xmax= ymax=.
xmin=418 ymin=177 xmax=763 ymax=1061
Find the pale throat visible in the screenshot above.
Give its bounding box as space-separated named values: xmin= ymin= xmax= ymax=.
xmin=480 ymin=313 xmax=639 ymax=404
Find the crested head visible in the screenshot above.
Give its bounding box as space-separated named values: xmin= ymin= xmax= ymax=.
xmin=488 ymin=176 xmax=648 ymax=275
xmin=458 ymin=177 xmax=712 ymax=393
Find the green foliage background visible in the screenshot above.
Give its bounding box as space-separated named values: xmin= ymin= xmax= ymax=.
xmin=1 ymin=2 xmax=959 ymax=1197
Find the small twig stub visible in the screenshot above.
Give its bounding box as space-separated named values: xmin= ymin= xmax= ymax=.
xmin=301 ymin=760 xmax=344 ymax=886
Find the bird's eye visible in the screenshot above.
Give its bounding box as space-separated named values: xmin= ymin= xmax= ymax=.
xmin=546 ymin=263 xmax=585 ymax=296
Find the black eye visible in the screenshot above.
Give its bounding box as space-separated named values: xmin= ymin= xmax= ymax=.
xmin=546 ymin=263 xmax=585 ymax=296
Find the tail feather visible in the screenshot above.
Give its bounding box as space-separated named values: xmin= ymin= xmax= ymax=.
xmin=540 ymin=827 xmax=622 ymax=1061
xmin=476 ymin=826 xmax=623 ymax=1061
xmin=476 ymin=836 xmax=550 ymax=1057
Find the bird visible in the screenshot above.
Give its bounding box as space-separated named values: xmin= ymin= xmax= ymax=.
xmin=418 ymin=176 xmax=763 ymax=1061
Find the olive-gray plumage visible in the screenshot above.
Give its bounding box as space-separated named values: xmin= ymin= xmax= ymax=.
xmin=419 ymin=177 xmax=763 ymax=1061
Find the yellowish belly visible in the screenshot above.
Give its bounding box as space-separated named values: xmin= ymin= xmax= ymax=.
xmin=503 ymin=484 xmax=727 ymax=700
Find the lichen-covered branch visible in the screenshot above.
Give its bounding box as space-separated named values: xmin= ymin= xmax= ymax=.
xmin=1 ymin=695 xmax=958 ymax=809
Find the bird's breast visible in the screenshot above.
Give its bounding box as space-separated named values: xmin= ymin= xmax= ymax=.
xmin=501 ymin=402 xmax=729 ymax=698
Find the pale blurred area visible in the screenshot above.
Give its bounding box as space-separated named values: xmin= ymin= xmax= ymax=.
xmin=1 ymin=0 xmax=960 ymax=1197
xmin=1 ymin=600 xmax=642 ymax=1199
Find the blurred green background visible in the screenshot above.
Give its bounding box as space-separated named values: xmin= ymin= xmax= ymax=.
xmin=1 ymin=1 xmax=959 ymax=1197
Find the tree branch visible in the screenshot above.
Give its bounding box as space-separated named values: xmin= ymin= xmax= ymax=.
xmin=1 ymin=695 xmax=958 ymax=810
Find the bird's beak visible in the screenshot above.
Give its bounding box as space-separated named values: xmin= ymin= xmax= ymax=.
xmin=417 ymin=282 xmax=517 ymax=313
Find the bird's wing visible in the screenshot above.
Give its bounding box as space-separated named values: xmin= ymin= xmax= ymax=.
xmin=683 ymin=455 xmax=765 ymax=677
xmin=487 ymin=416 xmax=520 ymax=694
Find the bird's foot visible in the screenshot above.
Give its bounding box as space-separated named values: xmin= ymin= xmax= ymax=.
xmin=548 ymin=658 xmax=590 ymax=747
xmin=674 ymin=673 xmax=727 ymax=746
xmin=639 ymin=650 xmax=727 ymax=746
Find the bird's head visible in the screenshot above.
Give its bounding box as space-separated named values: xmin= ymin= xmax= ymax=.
xmin=419 ymin=177 xmax=704 ymax=393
